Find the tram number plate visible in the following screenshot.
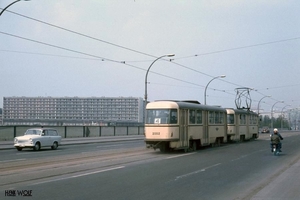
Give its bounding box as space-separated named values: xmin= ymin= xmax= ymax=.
xmin=154 ymin=118 xmax=161 ymax=124
xmin=152 ymin=132 xmax=160 ymax=135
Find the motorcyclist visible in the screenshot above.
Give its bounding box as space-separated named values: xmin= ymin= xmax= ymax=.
xmin=270 ymin=128 xmax=283 ymax=152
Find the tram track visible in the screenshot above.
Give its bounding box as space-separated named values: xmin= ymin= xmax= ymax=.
xmin=0 ymin=147 xmax=150 ymax=174
xmin=0 ymin=147 xmax=165 ymax=189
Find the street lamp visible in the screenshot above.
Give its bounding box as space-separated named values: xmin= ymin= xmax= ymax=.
xmin=0 ymin=0 xmax=30 ymax=16
xmin=271 ymin=100 xmax=284 ymax=130
xmin=204 ymin=75 xmax=226 ymax=105
xmin=144 ymin=54 xmax=175 ymax=105
xmin=280 ymin=105 xmax=291 ymax=130
xmin=257 ymin=95 xmax=271 ymax=130
xmin=144 ymin=54 xmax=175 ymax=122
xmin=257 ymin=95 xmax=271 ymax=115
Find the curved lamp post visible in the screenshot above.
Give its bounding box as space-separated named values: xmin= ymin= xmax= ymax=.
xmin=257 ymin=95 xmax=271 ymax=130
xmin=257 ymin=95 xmax=271 ymax=116
xmin=0 ymin=0 xmax=30 ymax=16
xmin=280 ymin=105 xmax=291 ymax=130
xmin=144 ymin=54 xmax=175 ymax=123
xmin=204 ymin=75 xmax=226 ymax=105
xmin=271 ymin=100 xmax=284 ymax=130
xmin=144 ymin=54 xmax=175 ymax=105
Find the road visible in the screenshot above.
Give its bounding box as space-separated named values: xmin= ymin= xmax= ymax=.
xmin=1 ymin=131 xmax=300 ymax=200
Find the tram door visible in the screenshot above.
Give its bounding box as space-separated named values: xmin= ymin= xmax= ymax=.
xmin=179 ymin=109 xmax=189 ymax=148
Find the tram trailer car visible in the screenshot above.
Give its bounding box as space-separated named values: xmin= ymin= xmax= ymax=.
xmin=145 ymin=101 xmax=228 ymax=152
xmin=226 ymin=108 xmax=259 ymax=142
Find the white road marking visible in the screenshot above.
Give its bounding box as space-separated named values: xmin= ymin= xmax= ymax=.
xmin=231 ymin=149 xmax=265 ymax=162
xmin=175 ymin=163 xmax=221 ymax=180
xmin=72 ymin=166 xmax=124 ymax=178
xmin=0 ymin=158 xmax=26 ymax=163
xmin=16 ymin=150 xmax=62 ymax=155
xmin=166 ymin=152 xmax=196 ymax=159
xmin=31 ymin=166 xmax=125 ymax=186
xmin=96 ymin=144 xmax=124 ymax=148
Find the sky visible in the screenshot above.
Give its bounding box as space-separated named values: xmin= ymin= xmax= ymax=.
xmin=1 ymin=0 xmax=300 ymax=115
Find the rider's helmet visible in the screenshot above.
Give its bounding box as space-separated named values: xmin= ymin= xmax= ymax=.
xmin=274 ymin=128 xmax=278 ymax=133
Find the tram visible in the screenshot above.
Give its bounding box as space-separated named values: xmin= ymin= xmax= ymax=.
xmin=144 ymin=100 xmax=259 ymax=152
xmin=144 ymin=100 xmax=227 ymax=152
xmin=226 ymin=108 xmax=259 ymax=142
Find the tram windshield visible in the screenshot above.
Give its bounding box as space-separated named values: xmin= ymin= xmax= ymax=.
xmin=227 ymin=114 xmax=234 ymax=124
xmin=146 ymin=109 xmax=177 ymax=124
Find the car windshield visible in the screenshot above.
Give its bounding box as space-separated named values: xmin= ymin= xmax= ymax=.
xmin=24 ymin=129 xmax=42 ymax=135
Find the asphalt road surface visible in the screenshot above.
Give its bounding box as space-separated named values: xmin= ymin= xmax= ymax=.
xmin=1 ymin=131 xmax=300 ymax=200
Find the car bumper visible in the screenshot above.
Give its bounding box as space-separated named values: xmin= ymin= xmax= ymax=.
xmin=14 ymin=143 xmax=34 ymax=148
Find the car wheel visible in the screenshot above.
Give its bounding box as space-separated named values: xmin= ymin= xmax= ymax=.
xmin=34 ymin=142 xmax=40 ymax=151
xmin=51 ymin=142 xmax=58 ymax=150
xmin=16 ymin=147 xmax=22 ymax=151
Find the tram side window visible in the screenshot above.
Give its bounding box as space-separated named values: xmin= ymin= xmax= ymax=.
xmin=215 ymin=112 xmax=220 ymax=124
xmin=240 ymin=114 xmax=246 ymax=125
xmin=250 ymin=115 xmax=257 ymax=125
xmin=209 ymin=111 xmax=214 ymax=124
xmin=227 ymin=114 xmax=234 ymax=124
xmin=219 ymin=112 xmax=224 ymax=124
xmin=189 ymin=110 xmax=196 ymax=124
xmin=215 ymin=112 xmax=224 ymax=124
xmin=196 ymin=110 xmax=202 ymax=124
xmin=254 ymin=115 xmax=257 ymax=124
xmin=209 ymin=111 xmax=224 ymax=124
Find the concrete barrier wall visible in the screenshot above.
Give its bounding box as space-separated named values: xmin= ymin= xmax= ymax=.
xmin=0 ymin=126 xmax=144 ymax=141
xmin=0 ymin=127 xmax=14 ymax=141
xmin=86 ymin=126 xmax=99 ymax=137
xmin=100 ymin=127 xmax=115 ymax=136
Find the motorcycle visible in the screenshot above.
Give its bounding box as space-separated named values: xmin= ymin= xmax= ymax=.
xmin=272 ymin=143 xmax=280 ymax=156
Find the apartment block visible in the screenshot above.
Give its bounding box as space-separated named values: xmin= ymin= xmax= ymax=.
xmin=3 ymin=97 xmax=144 ymax=126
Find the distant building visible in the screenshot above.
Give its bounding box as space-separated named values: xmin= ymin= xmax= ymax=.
xmin=3 ymin=97 xmax=144 ymax=126
xmin=0 ymin=108 xmax=2 ymax=124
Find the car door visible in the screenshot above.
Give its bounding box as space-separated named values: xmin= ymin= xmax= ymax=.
xmin=41 ymin=130 xmax=51 ymax=146
xmin=48 ymin=130 xmax=57 ymax=145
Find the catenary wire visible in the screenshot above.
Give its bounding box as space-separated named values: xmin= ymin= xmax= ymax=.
xmin=3 ymin=9 xmax=295 ymax=91
xmin=1 ymin=10 xmax=297 ymax=105
xmin=0 ymin=31 xmax=290 ymax=106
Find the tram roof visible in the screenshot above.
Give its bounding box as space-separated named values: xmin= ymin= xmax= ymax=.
xmin=147 ymin=100 xmax=226 ymax=112
xmin=226 ymin=108 xmax=257 ymax=115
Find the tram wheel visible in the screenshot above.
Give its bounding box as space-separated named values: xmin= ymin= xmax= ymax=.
xmin=159 ymin=143 xmax=169 ymax=153
xmin=192 ymin=141 xmax=197 ymax=151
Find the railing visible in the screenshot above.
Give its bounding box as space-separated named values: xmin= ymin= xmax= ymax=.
xmin=0 ymin=125 xmax=145 ymax=141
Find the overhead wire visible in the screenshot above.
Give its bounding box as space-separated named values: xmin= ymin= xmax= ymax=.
xmin=1 ymin=9 xmax=260 ymax=89
xmin=2 ymin=9 xmax=249 ymax=94
xmin=0 ymin=31 xmax=209 ymax=89
xmin=174 ymin=37 xmax=300 ymax=60
xmin=0 ymin=31 xmax=287 ymax=105
xmin=3 ymin=10 xmax=158 ymax=59
xmin=2 ymin=9 xmax=298 ymax=105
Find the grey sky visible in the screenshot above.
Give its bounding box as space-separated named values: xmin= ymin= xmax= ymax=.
xmin=1 ymin=0 xmax=300 ymax=115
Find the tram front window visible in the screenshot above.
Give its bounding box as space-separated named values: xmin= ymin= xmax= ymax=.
xmin=227 ymin=114 xmax=234 ymax=124
xmin=147 ymin=109 xmax=177 ymax=124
